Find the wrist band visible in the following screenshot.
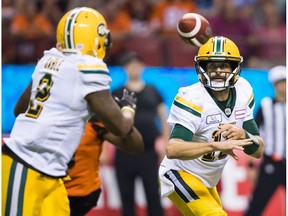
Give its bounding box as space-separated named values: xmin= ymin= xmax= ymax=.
xmin=121 ymin=106 xmax=135 ymax=116
xmin=244 ymin=131 xmax=260 ymax=155
xmin=245 ymin=131 xmax=260 ymax=146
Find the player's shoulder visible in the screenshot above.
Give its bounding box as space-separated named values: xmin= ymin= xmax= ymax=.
xmin=174 ymin=82 xmax=205 ymax=112
xmin=235 ymin=77 xmax=253 ymax=92
xmin=43 ymin=49 xmax=109 ymax=74
xmin=76 ymin=54 xmax=109 ymax=75
xmin=235 ymin=77 xmax=254 ymax=105
xmin=177 ymin=82 xmax=205 ymax=101
xmin=39 ymin=48 xmax=63 ymax=62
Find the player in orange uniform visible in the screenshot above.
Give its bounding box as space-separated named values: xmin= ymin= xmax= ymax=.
xmin=65 ymin=92 xmax=144 ymax=216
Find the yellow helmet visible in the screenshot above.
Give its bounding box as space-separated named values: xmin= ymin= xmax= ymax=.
xmin=194 ymin=36 xmax=243 ymax=91
xmin=56 ymin=7 xmax=111 ymax=59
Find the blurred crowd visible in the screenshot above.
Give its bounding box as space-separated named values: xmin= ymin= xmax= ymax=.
xmin=2 ymin=0 xmax=286 ymax=68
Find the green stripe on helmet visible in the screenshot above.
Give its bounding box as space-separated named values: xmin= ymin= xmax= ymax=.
xmin=65 ymin=8 xmax=81 ymax=49
xmin=214 ymin=36 xmax=224 ymax=53
xmin=66 ymin=16 xmax=73 ymax=49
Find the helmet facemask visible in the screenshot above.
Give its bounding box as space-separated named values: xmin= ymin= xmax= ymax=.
xmin=196 ymin=60 xmax=242 ymax=91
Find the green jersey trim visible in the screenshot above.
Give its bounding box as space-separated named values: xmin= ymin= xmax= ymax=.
xmin=243 ymin=119 xmax=260 ymax=155
xmin=170 ymin=124 xmax=193 ymax=142
xmin=248 ymin=94 xmax=255 ymax=108
xmin=79 ymin=70 xmax=110 ymax=76
xmin=174 ymin=95 xmax=202 ymax=117
xmin=206 ymin=87 xmax=236 ymax=117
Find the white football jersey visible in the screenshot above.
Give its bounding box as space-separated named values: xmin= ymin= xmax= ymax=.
xmin=4 ymin=48 xmax=112 ymax=177
xmin=160 ymin=77 xmax=255 ymax=192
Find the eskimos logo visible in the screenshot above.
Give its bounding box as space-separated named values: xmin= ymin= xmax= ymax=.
xmin=98 ymin=23 xmax=108 ymax=37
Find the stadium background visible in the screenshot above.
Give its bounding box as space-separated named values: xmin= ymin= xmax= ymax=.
xmin=2 ymin=65 xmax=285 ymax=215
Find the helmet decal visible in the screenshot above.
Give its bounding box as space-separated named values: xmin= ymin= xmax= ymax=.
xmin=213 ymin=36 xmax=224 ymax=53
xmin=98 ymin=23 xmax=107 ymax=37
xmin=64 ymin=8 xmax=81 ymax=49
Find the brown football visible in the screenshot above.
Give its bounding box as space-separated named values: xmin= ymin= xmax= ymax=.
xmin=177 ymin=13 xmax=212 ymax=47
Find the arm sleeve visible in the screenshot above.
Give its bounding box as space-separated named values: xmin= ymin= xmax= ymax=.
xmin=170 ymin=124 xmax=193 ymax=141
xmin=78 ymin=61 xmax=112 ymax=97
xmin=243 ymin=119 xmax=260 ymax=155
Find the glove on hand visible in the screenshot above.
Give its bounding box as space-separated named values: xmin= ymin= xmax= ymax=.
xmin=114 ymin=88 xmax=137 ymax=110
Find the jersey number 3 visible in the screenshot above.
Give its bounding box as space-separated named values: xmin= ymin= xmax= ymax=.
xmin=201 ymin=130 xmax=227 ymax=162
xmin=25 ymin=74 xmax=53 ymax=119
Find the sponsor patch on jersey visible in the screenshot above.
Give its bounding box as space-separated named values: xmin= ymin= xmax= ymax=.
xmin=206 ymin=113 xmax=222 ymax=124
xmin=235 ymin=109 xmax=246 ymax=119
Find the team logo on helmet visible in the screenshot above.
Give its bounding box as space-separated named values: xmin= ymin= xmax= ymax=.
xmin=98 ymin=23 xmax=108 ymax=37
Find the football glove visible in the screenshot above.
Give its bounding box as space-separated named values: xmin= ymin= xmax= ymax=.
xmin=114 ymin=88 xmax=137 ymax=110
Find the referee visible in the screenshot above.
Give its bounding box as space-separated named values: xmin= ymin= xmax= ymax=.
xmin=245 ymin=65 xmax=286 ymax=216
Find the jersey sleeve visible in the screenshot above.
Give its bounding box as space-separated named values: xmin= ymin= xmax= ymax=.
xmin=168 ymin=87 xmax=202 ymax=134
xmin=77 ymin=59 xmax=112 ymax=97
xmin=237 ymin=78 xmax=255 ymax=122
xmin=245 ymin=92 xmax=255 ymax=121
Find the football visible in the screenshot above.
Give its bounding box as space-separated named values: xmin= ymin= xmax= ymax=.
xmin=177 ymin=13 xmax=212 ymax=47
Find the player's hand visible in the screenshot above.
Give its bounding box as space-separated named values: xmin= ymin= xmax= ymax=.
xmin=216 ymin=123 xmax=246 ymax=140
xmin=213 ymin=138 xmax=253 ymax=160
xmin=114 ymin=89 xmax=137 ymax=110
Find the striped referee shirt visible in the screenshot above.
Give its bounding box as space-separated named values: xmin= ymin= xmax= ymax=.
xmin=256 ymin=97 xmax=286 ymax=160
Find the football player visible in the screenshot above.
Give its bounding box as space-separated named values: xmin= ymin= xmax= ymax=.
xmin=159 ymin=36 xmax=264 ymax=216
xmin=65 ymin=91 xmax=144 ymax=216
xmin=2 ymin=7 xmax=143 ymax=216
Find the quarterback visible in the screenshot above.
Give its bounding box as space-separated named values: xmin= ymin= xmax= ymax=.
xmin=159 ymin=36 xmax=264 ymax=216
xmin=2 ymin=7 xmax=142 ymax=216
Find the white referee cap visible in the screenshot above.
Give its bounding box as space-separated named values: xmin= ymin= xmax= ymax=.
xmin=268 ymin=65 xmax=286 ymax=84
